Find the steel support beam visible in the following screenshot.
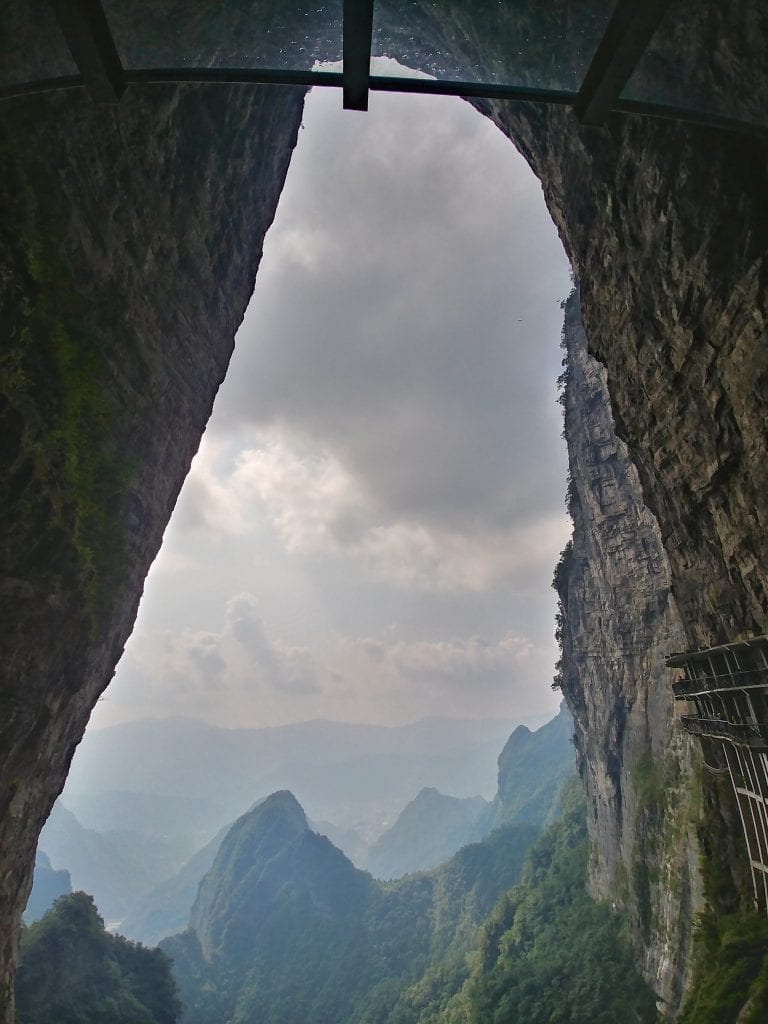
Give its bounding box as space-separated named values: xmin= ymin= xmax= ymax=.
xmin=50 ymin=0 xmax=125 ymax=103
xmin=1 ymin=68 xmax=763 ymax=138
xmin=575 ymin=0 xmax=670 ymax=125
xmin=343 ymin=0 xmax=375 ymax=110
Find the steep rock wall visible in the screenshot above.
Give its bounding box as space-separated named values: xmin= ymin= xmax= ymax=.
xmin=556 ymin=290 xmax=697 ymax=1013
xmin=0 ymin=83 xmax=305 ymax=1020
xmin=480 ymin=100 xmax=768 ymax=649
xmin=470 ymin=40 xmax=767 ymax=1006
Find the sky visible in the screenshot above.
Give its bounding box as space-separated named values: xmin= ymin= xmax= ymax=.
xmin=90 ymin=76 xmax=573 ymax=732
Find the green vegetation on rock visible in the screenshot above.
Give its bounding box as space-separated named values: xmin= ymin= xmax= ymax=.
xmin=676 ymin=767 xmax=768 ymax=1024
xmin=443 ymin=781 xmax=658 ymax=1024
xmin=677 ymin=912 xmax=768 ymax=1024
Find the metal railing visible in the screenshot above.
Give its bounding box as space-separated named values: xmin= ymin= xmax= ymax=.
xmin=673 ymin=668 xmax=768 ymax=698
xmin=680 ymin=716 xmax=768 ymax=749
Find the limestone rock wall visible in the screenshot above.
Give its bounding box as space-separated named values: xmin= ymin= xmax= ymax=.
xmin=0 ymin=83 xmax=305 ymax=1021
xmin=556 ymin=290 xmax=699 ymax=1014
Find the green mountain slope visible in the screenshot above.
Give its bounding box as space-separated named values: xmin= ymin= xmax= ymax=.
xmin=365 ymin=788 xmax=487 ymax=879
xmin=366 ymin=706 xmax=575 ymax=882
xmin=442 ymin=784 xmax=659 ymax=1024
xmin=480 ymin=702 xmax=575 ymax=832
xmin=162 ymin=781 xmax=656 ymax=1024
xmin=120 ymin=825 xmax=231 ymax=947
xmin=162 ymin=791 xmax=539 ymax=1024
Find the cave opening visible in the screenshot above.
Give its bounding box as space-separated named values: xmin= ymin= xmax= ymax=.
xmin=4 ymin=3 xmax=768 ymax=1019
xmin=55 ymin=76 xmax=572 ymax=889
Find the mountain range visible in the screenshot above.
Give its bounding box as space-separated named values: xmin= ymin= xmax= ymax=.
xmin=28 ymin=708 xmax=573 ymax=940
xmin=115 ymin=706 xmax=573 ymax=943
xmin=160 ymin=779 xmax=656 ymax=1024
xmin=62 ymin=716 xmax=521 ymax=846
xmin=163 ymin=790 xmax=540 ymax=1024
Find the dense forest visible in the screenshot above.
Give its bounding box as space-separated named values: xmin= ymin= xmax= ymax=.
xmin=444 ymin=784 xmax=658 ymax=1023
xmin=16 ymin=892 xmax=179 ymax=1024
xmin=162 ymin=790 xmax=541 ymax=1024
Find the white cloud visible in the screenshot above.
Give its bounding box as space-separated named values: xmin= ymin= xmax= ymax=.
xmin=95 ymin=599 xmax=560 ymax=730
xmin=171 ymin=439 xmax=249 ymax=537
xmin=328 ymin=629 xmax=559 ymax=722
xmin=231 ymin=440 xmax=369 ymax=552
xmin=91 ymin=79 xmax=570 ymax=734
xmin=190 ymin=434 xmax=571 ymax=593
xmin=113 ymin=594 xmax=321 ymax=718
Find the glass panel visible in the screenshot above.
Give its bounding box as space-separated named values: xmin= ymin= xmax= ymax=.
xmin=371 ymin=0 xmax=616 ymax=93
xmin=622 ymin=0 xmax=768 ymax=127
xmin=0 ymin=0 xmax=77 ymax=89
xmin=104 ymin=0 xmax=342 ymax=71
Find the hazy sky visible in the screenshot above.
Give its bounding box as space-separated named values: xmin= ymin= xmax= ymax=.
xmin=90 ymin=79 xmax=572 ymax=732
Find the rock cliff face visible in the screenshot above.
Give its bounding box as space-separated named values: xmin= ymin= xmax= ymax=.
xmin=556 ymin=290 xmax=697 ymax=1013
xmin=0 ymin=83 xmax=305 ymax=1019
xmin=478 ymin=99 xmax=768 ymax=650
xmin=2 ymin=2 xmax=767 ymax=1019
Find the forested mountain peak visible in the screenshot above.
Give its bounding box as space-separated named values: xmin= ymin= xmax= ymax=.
xmin=187 ymin=790 xmax=371 ymax=966
xmin=486 ymin=702 xmax=574 ymax=830
xmin=161 ymin=782 xmax=658 ymax=1024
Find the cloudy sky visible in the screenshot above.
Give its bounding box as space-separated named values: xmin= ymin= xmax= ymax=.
xmin=91 ymin=78 xmax=572 ymax=732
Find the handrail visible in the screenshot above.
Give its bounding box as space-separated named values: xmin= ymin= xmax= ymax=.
xmin=672 ymin=667 xmax=768 ymax=697
xmin=680 ymin=716 xmax=768 ymax=749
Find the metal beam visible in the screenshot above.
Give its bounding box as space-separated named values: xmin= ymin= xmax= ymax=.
xmin=1 ymin=67 xmax=764 ymax=139
xmin=343 ymin=0 xmax=375 ymax=110
xmin=50 ymin=0 xmax=125 ymax=103
xmin=575 ymin=0 xmax=670 ymax=125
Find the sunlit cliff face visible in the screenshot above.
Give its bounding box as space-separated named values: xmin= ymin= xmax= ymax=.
xmin=1 ymin=3 xmax=767 ymax=1019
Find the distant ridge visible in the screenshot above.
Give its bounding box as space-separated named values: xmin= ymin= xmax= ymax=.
xmin=62 ymin=716 xmax=519 ymax=844
xmin=365 ymin=788 xmax=487 ymax=879
xmin=23 ymin=852 xmax=71 ymax=923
